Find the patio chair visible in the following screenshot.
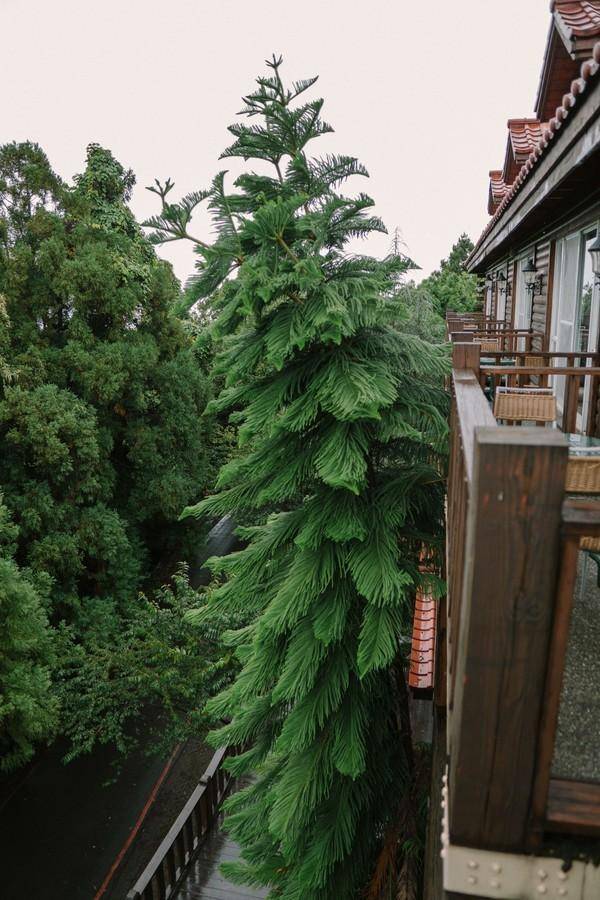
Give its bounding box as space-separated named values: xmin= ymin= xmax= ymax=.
xmin=475 ymin=337 xmax=500 ymax=353
xmin=524 ymin=355 xmax=545 ymax=368
xmin=493 ymin=386 xmax=557 ymax=425
xmin=565 ymin=448 xmax=600 ymax=599
xmin=523 ymin=354 xmax=548 ymax=387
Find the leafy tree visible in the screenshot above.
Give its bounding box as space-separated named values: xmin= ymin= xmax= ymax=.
xmin=0 ymin=496 xmax=58 ymax=771
xmin=399 ymin=281 xmax=446 ymax=343
xmin=0 ymin=142 xmax=214 ymax=620
xmin=148 ymin=57 xmax=447 ymax=898
xmin=55 ymin=565 xmax=240 ymax=761
xmin=420 ymin=232 xmax=478 ymax=316
xmin=0 ymin=143 xmax=230 ymax=766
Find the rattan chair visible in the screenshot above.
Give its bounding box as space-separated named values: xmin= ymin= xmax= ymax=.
xmin=522 ymin=354 xmax=548 ymax=387
xmin=475 ymin=337 xmax=501 ymax=353
xmin=493 ymin=386 xmax=557 ymax=424
xmin=565 ymin=447 xmax=600 ymax=596
xmin=524 ymin=355 xmax=546 ymax=368
xmin=566 ymin=453 xmax=600 ymax=494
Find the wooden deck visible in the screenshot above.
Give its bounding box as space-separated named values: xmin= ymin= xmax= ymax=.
xmin=175 ymin=813 xmax=268 ymax=900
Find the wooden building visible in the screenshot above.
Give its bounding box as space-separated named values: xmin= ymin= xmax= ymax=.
xmin=469 ymin=1 xmax=600 ymax=373
xmin=427 ymin=5 xmax=600 ymax=899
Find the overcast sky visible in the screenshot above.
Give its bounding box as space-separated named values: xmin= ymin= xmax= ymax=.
xmin=1 ymin=0 xmax=550 ymax=283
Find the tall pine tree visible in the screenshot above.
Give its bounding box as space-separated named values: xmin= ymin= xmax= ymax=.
xmin=147 ymin=57 xmax=448 ymax=898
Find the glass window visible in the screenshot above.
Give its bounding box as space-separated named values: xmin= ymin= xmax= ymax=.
xmin=576 ymin=231 xmax=597 ymax=354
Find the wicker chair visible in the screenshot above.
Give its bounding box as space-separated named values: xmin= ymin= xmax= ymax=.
xmin=475 ymin=337 xmax=501 ymax=353
xmin=522 ymin=354 xmax=548 ymax=387
xmin=524 ymin=355 xmax=545 ymax=368
xmin=566 ymin=447 xmax=600 ymax=596
xmin=493 ymin=386 xmax=557 ymax=424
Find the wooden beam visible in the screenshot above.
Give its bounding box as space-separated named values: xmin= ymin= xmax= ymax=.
xmin=481 ymin=366 xmax=600 ymax=375
xmin=451 ymin=370 xmax=495 ymax=483
xmin=449 ymin=427 xmax=568 ymax=851
xmin=546 ymin=779 xmax=600 ymax=835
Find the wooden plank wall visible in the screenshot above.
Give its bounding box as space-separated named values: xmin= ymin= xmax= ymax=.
xmin=531 ymin=240 xmax=552 ymax=351
xmin=505 ymin=260 xmax=514 ymax=326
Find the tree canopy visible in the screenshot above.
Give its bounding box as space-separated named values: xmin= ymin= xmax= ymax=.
xmin=419 ymin=232 xmax=478 ymax=316
xmin=0 ymin=142 xmax=224 ymax=766
xmin=148 ymin=56 xmax=448 ymax=898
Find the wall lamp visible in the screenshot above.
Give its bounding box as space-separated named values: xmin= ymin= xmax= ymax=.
xmin=496 ymin=271 xmax=512 ymax=297
xmin=589 ymin=234 xmax=600 ymax=288
xmin=523 ymin=258 xmax=544 ymax=297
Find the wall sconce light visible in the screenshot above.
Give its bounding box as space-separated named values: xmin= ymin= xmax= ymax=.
xmin=497 ymin=271 xmax=512 ymax=297
xmin=589 ymin=234 xmax=600 ymax=288
xmin=523 ymin=258 xmax=544 ymax=297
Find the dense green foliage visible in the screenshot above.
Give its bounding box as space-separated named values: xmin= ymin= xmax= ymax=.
xmin=0 ymin=142 xmax=224 ymax=766
xmin=0 ymin=496 xmax=58 ymax=771
xmin=149 ymin=58 xmax=448 ymax=898
xmin=398 ymin=282 xmax=446 ymax=343
xmin=419 ymin=232 xmax=478 ymax=316
xmin=56 ymin=565 xmax=239 ymax=761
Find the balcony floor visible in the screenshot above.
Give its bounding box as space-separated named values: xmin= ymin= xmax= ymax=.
xmin=552 ymin=552 xmax=600 ymax=783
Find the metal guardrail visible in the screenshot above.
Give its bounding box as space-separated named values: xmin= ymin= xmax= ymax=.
xmin=126 ymin=745 xmax=233 ymax=900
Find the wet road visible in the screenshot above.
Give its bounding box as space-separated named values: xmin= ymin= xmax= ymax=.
xmin=0 ymin=517 xmax=239 ymax=900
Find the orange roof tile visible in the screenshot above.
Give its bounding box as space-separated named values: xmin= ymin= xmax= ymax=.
xmin=552 ymin=0 xmax=600 ymax=39
xmin=503 ymin=119 xmax=548 ymax=184
xmin=470 ymin=40 xmax=600 ymax=265
xmin=408 ymin=588 xmax=437 ymax=692
xmin=488 ymin=170 xmax=510 ymax=215
xmin=508 ymin=119 xmax=546 ymax=162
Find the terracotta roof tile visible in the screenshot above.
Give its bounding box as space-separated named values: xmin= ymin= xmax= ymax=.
xmin=488 ymin=170 xmax=510 ymax=215
xmin=552 ymin=0 xmax=600 ymax=39
xmin=508 ymin=119 xmax=547 ymax=162
xmin=408 ymin=588 xmax=436 ymax=691
xmin=502 ymin=119 xmax=549 ymax=184
xmin=469 ymin=39 xmax=600 ymax=265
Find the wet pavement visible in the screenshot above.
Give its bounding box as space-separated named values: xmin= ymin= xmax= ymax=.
xmin=0 ymin=740 xmax=169 ymax=900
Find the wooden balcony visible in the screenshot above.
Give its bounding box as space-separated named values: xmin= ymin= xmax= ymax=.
xmin=437 ymin=337 xmax=600 ymax=894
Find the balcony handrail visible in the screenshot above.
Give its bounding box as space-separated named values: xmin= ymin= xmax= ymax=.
xmin=481 ymin=365 xmax=600 ymax=376
xmin=126 ymin=745 xmax=232 ymax=900
xmin=452 ymin=369 xmax=496 ymax=483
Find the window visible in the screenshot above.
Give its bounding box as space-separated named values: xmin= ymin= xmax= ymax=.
xmin=550 ymin=226 xmax=599 ymax=425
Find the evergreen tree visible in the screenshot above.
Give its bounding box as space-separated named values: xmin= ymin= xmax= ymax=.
xmin=0 ymin=496 xmax=58 ymax=771
xmin=0 ymin=142 xmax=213 ymax=618
xmin=148 ymin=57 xmax=448 ymax=898
xmin=420 ymin=232 xmax=478 ymax=316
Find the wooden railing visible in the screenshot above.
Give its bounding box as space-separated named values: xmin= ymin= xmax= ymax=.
xmin=478 ymin=350 xmax=600 ymax=435
xmin=126 ymin=746 xmax=233 ymax=900
xmin=449 ymin=329 xmax=538 ymax=352
xmin=446 ymin=343 xmax=600 ymax=853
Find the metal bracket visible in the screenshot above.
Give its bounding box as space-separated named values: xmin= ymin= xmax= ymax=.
xmin=441 ymin=770 xmax=600 ymax=898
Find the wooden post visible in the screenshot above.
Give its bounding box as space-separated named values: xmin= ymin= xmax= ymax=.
xmin=585 ymin=373 xmax=599 ymax=437
xmin=562 ymin=374 xmax=579 ymax=434
xmin=451 ymin=343 xmax=480 ymax=379
xmin=449 ymin=427 xmax=568 ymax=851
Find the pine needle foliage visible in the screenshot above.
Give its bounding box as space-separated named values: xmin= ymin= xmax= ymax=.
xmin=147 ymin=56 xmax=448 ymax=899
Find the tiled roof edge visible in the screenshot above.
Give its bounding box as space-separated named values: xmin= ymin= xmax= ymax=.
xmin=468 ymin=41 xmax=600 ymax=268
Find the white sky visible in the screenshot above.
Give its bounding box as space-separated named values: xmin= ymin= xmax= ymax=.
xmin=1 ymin=0 xmax=550 ymax=283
